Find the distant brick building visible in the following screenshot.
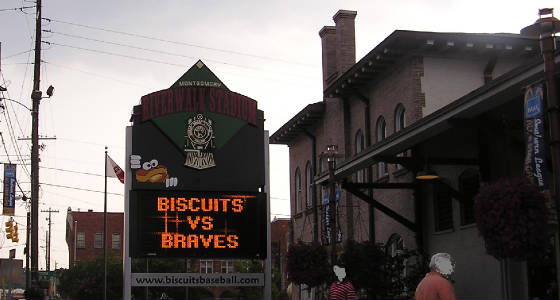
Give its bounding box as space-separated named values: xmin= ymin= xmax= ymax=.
xmin=271 ymin=218 xmax=290 ymax=290
xmin=65 ymin=208 xmax=124 ymax=266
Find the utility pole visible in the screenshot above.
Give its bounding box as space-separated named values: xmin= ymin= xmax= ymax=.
xmin=41 ymin=208 xmax=59 ymax=272
xmin=25 ymin=211 xmax=30 ymax=290
xmin=31 ymin=0 xmax=42 ymax=286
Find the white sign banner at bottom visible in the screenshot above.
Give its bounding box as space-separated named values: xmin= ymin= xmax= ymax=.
xmin=131 ymin=273 xmax=264 ymax=287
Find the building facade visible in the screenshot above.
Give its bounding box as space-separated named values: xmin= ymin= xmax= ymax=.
xmin=65 ymin=208 xmax=124 ymax=266
xmin=271 ymin=9 xmax=557 ymax=299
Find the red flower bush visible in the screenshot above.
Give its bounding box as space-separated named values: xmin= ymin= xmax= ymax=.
xmin=474 ymin=178 xmax=549 ymax=260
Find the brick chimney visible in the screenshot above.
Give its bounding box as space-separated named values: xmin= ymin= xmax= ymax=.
xmin=334 ymin=10 xmax=357 ymax=76
xmin=319 ymin=10 xmax=357 ymax=91
xmin=319 ymin=26 xmax=337 ymax=90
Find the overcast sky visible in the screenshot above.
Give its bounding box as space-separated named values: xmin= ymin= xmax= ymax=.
xmin=0 ymin=0 xmax=558 ymax=269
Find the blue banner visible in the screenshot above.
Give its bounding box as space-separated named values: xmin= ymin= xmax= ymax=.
xmin=523 ymin=83 xmax=548 ymax=189
xmin=322 ymin=187 xmax=342 ymax=245
xmin=2 ymin=163 xmax=16 ymax=216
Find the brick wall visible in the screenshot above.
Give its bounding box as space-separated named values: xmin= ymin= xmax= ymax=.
xmin=66 ymin=210 xmax=124 ymax=266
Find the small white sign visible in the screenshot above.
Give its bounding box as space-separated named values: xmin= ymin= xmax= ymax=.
xmin=131 ymin=273 xmax=264 ymax=287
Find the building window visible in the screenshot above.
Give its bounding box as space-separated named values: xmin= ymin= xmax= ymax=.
xmin=200 ymin=260 xmax=213 ymax=273
xmin=221 ymin=260 xmax=233 ymax=273
xmin=112 ymin=233 xmax=121 ymax=249
xmin=376 ymin=117 xmax=388 ymax=177
xmin=319 ymin=155 xmax=326 ymax=174
xmin=94 ymin=233 xmax=103 ymax=249
xmin=459 ymin=169 xmax=480 ymax=225
xmin=395 ymin=104 xmax=406 ymax=132
xmin=394 ymin=104 xmax=407 ymax=170
xmin=355 ymin=130 xmax=366 ymax=183
xmin=386 ymin=233 xmax=404 ymax=257
xmin=295 ymin=168 xmax=302 ymax=213
xmin=434 ymin=183 xmax=453 ymax=231
xmin=305 ymin=162 xmax=313 ymax=209
xmin=77 ymin=232 xmax=85 ymax=249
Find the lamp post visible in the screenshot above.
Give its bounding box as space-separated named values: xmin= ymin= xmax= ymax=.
xmin=521 ymin=8 xmax=560 ymax=299
xmin=326 ymin=145 xmax=338 ymax=265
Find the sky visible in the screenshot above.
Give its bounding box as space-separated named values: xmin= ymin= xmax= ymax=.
xmin=0 ymin=0 xmax=558 ymax=269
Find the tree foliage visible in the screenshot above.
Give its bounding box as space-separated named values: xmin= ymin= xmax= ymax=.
xmin=58 ymin=253 xmax=123 ymax=300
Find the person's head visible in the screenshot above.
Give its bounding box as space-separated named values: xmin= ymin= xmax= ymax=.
xmin=333 ymin=264 xmax=347 ymax=282
xmin=429 ymin=253 xmax=455 ymax=277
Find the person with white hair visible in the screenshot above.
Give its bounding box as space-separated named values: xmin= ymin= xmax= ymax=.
xmin=414 ymin=253 xmax=456 ymax=300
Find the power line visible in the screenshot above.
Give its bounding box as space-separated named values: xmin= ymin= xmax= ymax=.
xmin=40 ymin=166 xmax=103 ymax=177
xmin=0 ymin=132 xmax=29 ymax=197
xmin=42 ymin=41 xmax=185 ymax=68
xmin=44 ymin=30 xmax=261 ymax=71
xmin=0 ymin=6 xmax=35 ymax=12
xmin=40 ymin=182 xmax=124 ymax=196
xmin=42 ymin=17 xmax=317 ymax=67
xmin=1 ymin=49 xmax=33 ymax=60
xmin=41 ymin=42 xmax=315 ymax=84
xmin=43 ymin=61 xmax=145 ymax=87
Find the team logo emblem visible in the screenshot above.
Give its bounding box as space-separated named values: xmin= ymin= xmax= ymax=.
xmin=184 ymin=114 xmax=216 ymax=169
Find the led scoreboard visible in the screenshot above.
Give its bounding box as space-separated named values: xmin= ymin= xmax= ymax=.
xmin=130 ymin=190 xmax=266 ymax=258
xmin=128 ymin=61 xmax=267 ymax=260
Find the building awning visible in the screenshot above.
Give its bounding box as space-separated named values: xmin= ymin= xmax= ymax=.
xmin=324 ymin=30 xmax=539 ymax=98
xmin=315 ymin=54 xmax=558 ymax=185
xmin=270 ymin=102 xmax=324 ymax=145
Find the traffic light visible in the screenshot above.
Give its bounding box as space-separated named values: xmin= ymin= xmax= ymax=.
xmin=12 ymin=224 xmax=19 ymax=243
xmin=5 ymin=218 xmax=14 ymax=240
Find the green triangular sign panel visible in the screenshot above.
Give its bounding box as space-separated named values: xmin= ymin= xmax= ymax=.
xmin=170 ymin=60 xmax=229 ymax=91
xmin=152 ymin=112 xmax=246 ymax=151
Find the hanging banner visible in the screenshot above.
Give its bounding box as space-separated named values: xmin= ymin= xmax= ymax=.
xmin=322 ymin=187 xmax=342 ymax=245
xmin=523 ymin=83 xmax=548 ymax=190
xmin=2 ymin=163 xmax=17 ymax=216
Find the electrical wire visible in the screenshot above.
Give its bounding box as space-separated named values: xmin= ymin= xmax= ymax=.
xmin=40 ymin=182 xmax=124 ymax=196
xmin=40 ymin=166 xmax=103 ymax=177
xmin=44 ymin=30 xmax=261 ymax=71
xmin=0 ymin=6 xmax=34 ymax=12
xmin=42 ymin=41 xmax=185 ymax=68
xmin=0 ymin=132 xmax=29 ymax=197
xmin=42 ymin=17 xmax=317 ymax=67
xmin=1 ymin=49 xmax=33 ymax=60
xmin=42 ymin=61 xmax=145 ymax=87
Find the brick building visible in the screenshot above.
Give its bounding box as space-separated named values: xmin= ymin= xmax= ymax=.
xmin=65 ymin=207 xmax=124 ymax=266
xmin=271 ymin=9 xmax=558 ymax=299
xmin=271 ymin=218 xmax=290 ymax=290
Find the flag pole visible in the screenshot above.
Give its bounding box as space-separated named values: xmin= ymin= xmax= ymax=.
xmin=104 ymin=146 xmax=108 ymax=300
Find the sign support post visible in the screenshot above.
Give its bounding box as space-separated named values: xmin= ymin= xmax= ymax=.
xmin=123 ymin=126 xmax=132 ymax=300
xmin=264 ymin=131 xmax=271 ymax=299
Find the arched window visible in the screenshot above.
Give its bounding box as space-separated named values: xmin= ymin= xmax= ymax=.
xmin=394 ymin=104 xmax=407 ymax=170
xmin=294 ymin=168 xmax=302 ymax=213
xmin=376 ymin=117 xmax=388 ymax=177
xmin=355 ymin=130 xmax=365 ymax=183
xmin=395 ymin=104 xmax=406 ymax=132
xmin=305 ymin=161 xmax=313 ymax=209
xmin=386 ymin=233 xmax=405 ymax=257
